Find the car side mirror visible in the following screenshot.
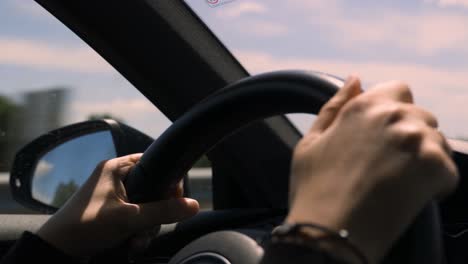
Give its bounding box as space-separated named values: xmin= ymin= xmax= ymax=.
xmin=9 ymin=119 xmax=153 ymax=213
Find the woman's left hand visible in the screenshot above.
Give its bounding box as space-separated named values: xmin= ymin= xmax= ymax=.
xmin=37 ymin=153 xmax=199 ymax=257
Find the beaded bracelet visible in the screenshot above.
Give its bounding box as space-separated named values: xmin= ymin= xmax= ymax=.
xmin=271 ymin=223 xmax=368 ymax=264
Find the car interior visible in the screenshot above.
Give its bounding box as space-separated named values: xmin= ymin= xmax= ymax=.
xmin=2 ymin=1 xmax=468 ymax=264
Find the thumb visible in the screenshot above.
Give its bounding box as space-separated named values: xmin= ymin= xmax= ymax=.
xmin=309 ymin=75 xmax=362 ymax=135
xmin=128 ymin=198 xmax=199 ymax=232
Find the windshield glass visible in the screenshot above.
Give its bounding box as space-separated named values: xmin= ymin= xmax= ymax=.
xmin=0 ymin=1 xmax=212 ymax=212
xmin=187 ymin=0 xmax=468 ymax=139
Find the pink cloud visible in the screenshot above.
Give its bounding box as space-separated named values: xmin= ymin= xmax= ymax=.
xmin=234 ymin=50 xmax=468 ymax=137
xmin=215 ymin=1 xmax=267 ymax=19
xmin=72 ymin=98 xmax=161 ymax=119
xmin=0 ymin=38 xmax=113 ymax=73
xmin=426 ymin=0 xmax=468 ymax=8
xmin=323 ymin=13 xmax=468 ymax=55
xmin=234 ymin=50 xmax=468 ymax=87
xmin=286 ymin=0 xmax=468 ymax=56
xmin=247 ymin=21 xmax=288 ymax=37
xmin=71 ymin=98 xmax=170 ymax=136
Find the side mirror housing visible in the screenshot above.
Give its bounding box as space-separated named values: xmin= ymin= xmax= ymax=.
xmin=9 ymin=119 xmax=153 ymax=213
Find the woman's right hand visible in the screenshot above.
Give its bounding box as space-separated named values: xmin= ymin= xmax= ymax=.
xmin=287 ymin=76 xmax=459 ymax=264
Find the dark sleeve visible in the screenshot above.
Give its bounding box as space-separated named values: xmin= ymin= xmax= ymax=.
xmin=260 ymin=242 xmax=350 ymax=264
xmin=1 ymin=231 xmax=81 ymax=264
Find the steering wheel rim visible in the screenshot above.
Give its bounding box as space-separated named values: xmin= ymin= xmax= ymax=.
xmin=124 ymin=70 xmax=444 ymax=263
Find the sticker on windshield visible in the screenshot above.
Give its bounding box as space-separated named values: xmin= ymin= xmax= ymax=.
xmin=206 ymin=0 xmax=236 ymax=8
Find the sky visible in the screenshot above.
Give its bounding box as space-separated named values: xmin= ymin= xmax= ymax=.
xmin=188 ymin=0 xmax=468 ymax=136
xmin=1 ymin=0 xmax=468 ymax=139
xmin=0 ymin=0 xmax=170 ymax=138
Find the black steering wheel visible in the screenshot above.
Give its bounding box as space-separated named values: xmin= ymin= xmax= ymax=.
xmin=124 ymin=71 xmax=444 ymax=263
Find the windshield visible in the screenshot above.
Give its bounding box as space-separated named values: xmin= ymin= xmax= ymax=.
xmin=0 ymin=1 xmax=212 ymax=212
xmin=187 ymin=0 xmax=468 ymax=139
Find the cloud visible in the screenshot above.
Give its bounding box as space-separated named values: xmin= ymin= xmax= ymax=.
xmin=215 ymin=1 xmax=267 ymax=19
xmin=235 ymin=50 xmax=468 ymax=89
xmin=284 ymin=0 xmax=468 ymax=56
xmin=426 ymin=0 xmax=468 ymax=8
xmin=323 ymin=13 xmax=468 ymax=56
xmin=286 ymin=0 xmax=339 ymax=15
xmin=234 ymin=50 xmax=468 ymax=137
xmin=0 ymin=38 xmax=113 ymax=73
xmin=214 ymin=1 xmax=287 ymax=38
xmin=34 ymin=159 xmax=54 ymax=179
xmin=72 ymin=98 xmax=160 ymax=119
xmin=246 ymin=21 xmax=288 ymax=37
xmin=71 ymin=98 xmax=171 ymax=136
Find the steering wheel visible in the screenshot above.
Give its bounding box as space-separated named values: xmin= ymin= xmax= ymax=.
xmin=123 ymin=71 xmax=444 ymax=263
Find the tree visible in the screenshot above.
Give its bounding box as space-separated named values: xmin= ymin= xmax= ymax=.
xmin=88 ymin=113 xmax=123 ymax=123
xmin=0 ymin=95 xmax=17 ymax=171
xmin=194 ymin=155 xmax=211 ymax=168
xmin=0 ymin=96 xmax=16 ymax=123
xmin=51 ymin=180 xmax=79 ymax=208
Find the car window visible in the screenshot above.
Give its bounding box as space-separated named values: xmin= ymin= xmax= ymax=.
xmin=187 ymin=0 xmax=468 ymax=138
xmin=0 ymin=1 xmax=212 ymax=212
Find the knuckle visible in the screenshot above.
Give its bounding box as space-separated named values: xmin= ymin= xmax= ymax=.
xmin=292 ymin=139 xmax=314 ymax=170
xmin=342 ymin=97 xmax=369 ymax=115
xmin=120 ymin=204 xmax=140 ymax=228
xmin=421 ymin=145 xmax=450 ymax=171
xmin=104 ymin=157 xmax=127 ymax=172
xmin=293 ymin=139 xmax=309 ymax=159
xmin=390 ymin=122 xmax=425 ymax=146
xmin=123 ymin=203 xmax=139 ymax=217
xmin=385 ymin=104 xmax=404 ymax=118
xmin=421 ymin=136 xmax=451 ymax=161
xmin=394 ymin=80 xmax=410 ymax=90
xmin=354 ymin=96 xmax=372 ymax=108
xmin=425 ymin=111 xmax=439 ymax=128
xmin=420 ymin=142 xmax=459 ymax=195
xmin=421 ymin=142 xmax=444 ymax=161
xmin=296 ymin=135 xmax=314 ymax=151
xmin=402 ymin=127 xmax=424 ymax=143
xmin=94 ymin=159 xmax=111 ymax=173
xmin=405 ymin=123 xmax=425 ymax=136
xmin=393 ymin=81 xmax=413 ymax=100
xmin=96 ymin=160 xmax=108 ymax=169
xmin=320 ymin=101 xmax=341 ymax=115
xmin=431 ymin=116 xmax=439 ymax=128
xmin=443 ymin=170 xmax=460 ymax=195
xmin=371 ymin=104 xmax=405 ymax=124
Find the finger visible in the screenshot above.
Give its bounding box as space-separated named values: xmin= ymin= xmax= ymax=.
xmin=128 ymin=198 xmax=199 ymax=231
xmin=390 ymin=118 xmax=452 ymax=165
xmin=388 ymin=115 xmax=440 ymax=153
xmin=170 ymin=181 xmax=184 ymax=198
xmin=421 ymin=136 xmax=459 ymax=197
xmin=86 ymin=154 xmax=139 ymax=184
xmin=400 ymin=104 xmax=438 ymax=128
xmin=366 ymin=80 xmax=413 ymax=103
xmin=434 ymin=152 xmax=459 ymax=198
xmin=310 ymin=75 xmax=362 ymax=135
xmin=427 ymin=129 xmax=452 ymax=157
xmin=112 ymin=153 xmax=143 ymax=181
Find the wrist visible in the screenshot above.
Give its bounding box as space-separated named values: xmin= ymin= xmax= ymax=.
xmin=37 ymin=222 xmax=72 ymax=256
xmin=37 ymin=217 xmax=88 ymax=257
xmin=274 ymin=221 xmax=368 ymax=264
